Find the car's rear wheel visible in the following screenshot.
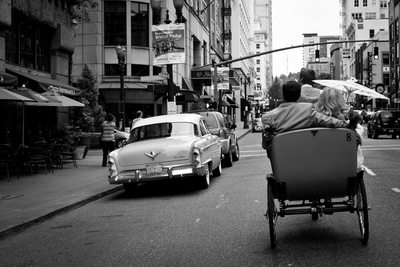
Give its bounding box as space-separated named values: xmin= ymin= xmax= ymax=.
xmin=116 ymin=138 xmax=126 ymax=148
xmin=232 ymin=141 xmax=240 ymax=162
xmin=123 ymin=183 xmax=138 ymax=194
xmin=223 ymin=150 xmax=233 ymax=167
xmin=212 ymin=161 xmax=222 ymax=177
xmin=198 ymin=164 xmax=210 ymax=189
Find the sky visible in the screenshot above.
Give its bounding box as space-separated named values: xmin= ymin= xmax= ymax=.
xmin=272 ymin=0 xmax=342 ymax=77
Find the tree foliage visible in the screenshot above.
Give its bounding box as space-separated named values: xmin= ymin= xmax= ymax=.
xmin=269 ymin=76 xmax=282 ymax=101
xmin=317 ymin=72 xmax=331 ymax=79
xmin=69 ymin=0 xmax=98 ymax=22
xmin=73 ymin=65 xmax=105 ymax=132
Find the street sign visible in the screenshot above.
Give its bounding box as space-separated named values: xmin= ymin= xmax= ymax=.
xmin=342 ymin=48 xmax=351 ymax=59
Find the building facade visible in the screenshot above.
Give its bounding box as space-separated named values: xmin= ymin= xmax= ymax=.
xmin=340 ymin=0 xmax=389 ymax=79
xmin=0 ymin=0 xmax=81 ymax=143
xmin=253 ymin=0 xmax=272 ymax=97
xmin=389 ymin=0 xmax=400 ymax=105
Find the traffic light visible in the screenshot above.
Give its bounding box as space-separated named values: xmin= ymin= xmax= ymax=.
xmin=373 ymin=47 xmax=379 ymax=60
xmin=315 ymin=49 xmax=320 ymax=62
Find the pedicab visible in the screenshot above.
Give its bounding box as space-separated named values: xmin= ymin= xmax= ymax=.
xmin=265 ymin=128 xmax=369 ymax=248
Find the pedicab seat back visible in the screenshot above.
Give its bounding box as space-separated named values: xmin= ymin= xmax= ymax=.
xmin=271 ymin=128 xmax=358 ymax=200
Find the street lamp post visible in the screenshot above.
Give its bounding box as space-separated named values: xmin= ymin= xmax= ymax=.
xmin=242 ymin=76 xmax=250 ymax=129
xmin=116 ymin=45 xmax=127 ymax=130
xmin=210 ymin=50 xmax=218 ymax=111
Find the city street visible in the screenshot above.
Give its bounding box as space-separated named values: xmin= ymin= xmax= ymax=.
xmin=0 ymin=129 xmax=399 ymax=266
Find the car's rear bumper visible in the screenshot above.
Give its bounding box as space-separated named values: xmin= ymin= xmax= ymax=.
xmin=108 ymin=164 xmax=208 ymax=184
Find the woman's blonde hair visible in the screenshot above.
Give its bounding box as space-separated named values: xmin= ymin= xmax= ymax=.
xmin=316 ymin=87 xmax=349 ymax=119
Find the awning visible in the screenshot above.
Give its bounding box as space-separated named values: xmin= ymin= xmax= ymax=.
xmin=98 ymin=82 xmax=149 ymax=90
xmin=176 ymin=89 xmax=200 ymax=102
xmin=226 ymin=95 xmax=239 ymax=108
xmin=0 ymin=72 xmax=18 ymax=86
xmin=25 ymin=92 xmax=84 ymax=107
xmin=7 ymin=69 xmax=82 ymax=96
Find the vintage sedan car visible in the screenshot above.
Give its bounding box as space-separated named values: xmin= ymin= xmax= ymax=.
xmin=189 ymin=110 xmax=239 ymax=167
xmin=108 ymin=114 xmax=222 ymax=193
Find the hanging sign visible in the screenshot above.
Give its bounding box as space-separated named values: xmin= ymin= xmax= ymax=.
xmin=152 ymin=23 xmax=185 ymax=65
xmin=211 ymin=67 xmax=229 ymax=90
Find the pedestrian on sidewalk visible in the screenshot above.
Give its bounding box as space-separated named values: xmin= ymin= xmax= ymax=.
xmin=101 ymin=113 xmax=116 ymax=167
xmin=130 ymin=110 xmax=143 ymax=131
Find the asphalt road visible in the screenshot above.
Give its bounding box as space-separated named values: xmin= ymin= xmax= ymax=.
xmin=0 ymin=130 xmax=399 ymax=266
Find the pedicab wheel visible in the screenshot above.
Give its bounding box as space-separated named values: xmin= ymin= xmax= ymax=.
xmin=356 ymin=177 xmax=369 ymax=244
xmin=267 ymin=181 xmax=277 ymax=249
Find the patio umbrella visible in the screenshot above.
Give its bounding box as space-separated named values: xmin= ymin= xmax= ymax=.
xmin=8 ymin=86 xmax=57 ymax=146
xmin=0 ymin=87 xmax=33 ymax=101
xmin=25 ymin=91 xmax=84 ymax=107
xmin=313 ymin=79 xmax=390 ymax=101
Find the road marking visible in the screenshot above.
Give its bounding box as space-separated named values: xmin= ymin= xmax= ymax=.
xmin=392 ymin=188 xmax=400 ymax=193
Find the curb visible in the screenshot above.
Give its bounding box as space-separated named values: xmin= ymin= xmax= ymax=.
xmin=0 ymin=185 xmax=123 ymax=241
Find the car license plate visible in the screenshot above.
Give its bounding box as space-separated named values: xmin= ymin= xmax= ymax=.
xmin=146 ymin=164 xmax=163 ymax=175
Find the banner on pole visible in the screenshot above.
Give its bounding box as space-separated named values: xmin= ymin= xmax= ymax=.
xmin=152 ymin=24 xmax=185 ymax=65
xmin=211 ymin=67 xmax=229 ymax=90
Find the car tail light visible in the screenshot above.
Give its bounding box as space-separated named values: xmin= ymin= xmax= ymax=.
xmin=192 ymin=148 xmax=201 ymax=166
xmin=108 ymin=157 xmax=118 ymax=179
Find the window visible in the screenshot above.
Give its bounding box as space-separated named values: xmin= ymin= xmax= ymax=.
xmin=256 ymin=59 xmax=260 ymax=64
xmin=131 ymin=64 xmax=149 ymax=76
xmin=354 ymin=0 xmax=359 ymax=7
xmin=131 ymin=2 xmax=149 ymax=47
xmin=104 ymin=64 xmax=127 ymax=76
xmin=380 ymin=1 xmax=387 ymax=8
xmin=382 ymin=53 xmax=389 ymax=65
xmin=358 ymin=23 xmax=364 ymax=29
xmin=5 ymin=14 xmax=52 ymax=72
xmin=363 ymin=0 xmax=367 ymax=6
xmin=380 ymin=13 xmax=386 ymax=19
xmin=369 ymin=29 xmax=375 ymax=38
xmin=256 ymin=67 xmax=260 ymax=72
xmin=256 ymin=44 xmax=260 ymax=49
xmin=104 ymin=1 xmax=127 ymax=45
xmin=383 ymin=73 xmax=389 ymax=86
xmin=365 ymin=12 xmax=376 ymax=19
xmin=351 ymin=13 xmax=362 ymax=20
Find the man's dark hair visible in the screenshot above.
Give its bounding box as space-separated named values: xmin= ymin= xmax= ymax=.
xmin=282 ymin=81 xmax=301 ymax=102
xmin=299 ymin=68 xmax=316 ymax=85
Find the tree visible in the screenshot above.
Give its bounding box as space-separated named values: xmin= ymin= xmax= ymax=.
xmin=73 ymin=65 xmax=105 ymax=132
xmin=268 ymin=77 xmax=282 ymax=108
xmin=69 ymin=0 xmax=98 ymax=23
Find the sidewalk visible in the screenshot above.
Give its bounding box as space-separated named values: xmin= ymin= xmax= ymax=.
xmin=0 ymin=127 xmax=251 ymax=239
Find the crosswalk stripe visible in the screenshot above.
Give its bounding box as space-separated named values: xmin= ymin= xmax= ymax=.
xmin=391 ymin=188 xmax=400 ymax=193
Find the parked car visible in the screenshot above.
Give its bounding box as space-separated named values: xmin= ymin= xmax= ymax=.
xmin=108 ymin=114 xmax=222 ymax=193
xmin=252 ymin=117 xmax=263 ymax=132
xmin=85 ymin=129 xmax=129 ymax=149
xmin=114 ymin=129 xmax=129 ymax=148
xmin=367 ymin=109 xmax=400 ymax=139
xmin=188 ymin=110 xmax=240 ymax=167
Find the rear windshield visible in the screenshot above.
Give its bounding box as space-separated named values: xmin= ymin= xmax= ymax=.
xmin=381 ymin=111 xmax=400 ymax=121
xmin=128 ymin=122 xmax=196 ymax=143
xmin=199 ymin=113 xmax=218 ymax=130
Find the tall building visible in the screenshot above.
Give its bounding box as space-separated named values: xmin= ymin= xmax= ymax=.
xmin=253 ymin=0 xmax=272 ymax=97
xmin=302 ymin=33 xmax=341 ymax=78
xmin=230 ymin=0 xmax=255 ymax=124
xmin=389 ymin=0 xmax=400 ymax=104
xmin=340 ymin=0 xmax=389 ymax=79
